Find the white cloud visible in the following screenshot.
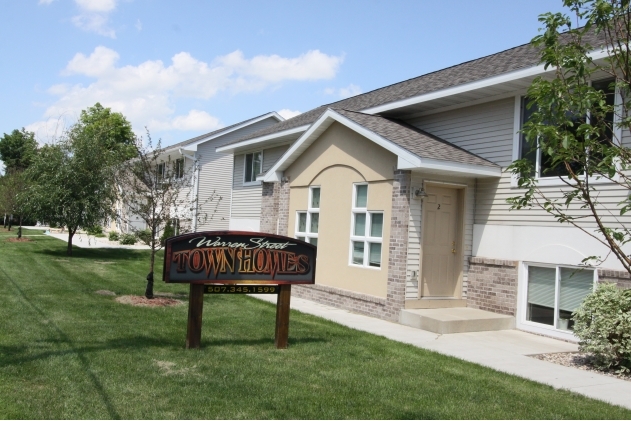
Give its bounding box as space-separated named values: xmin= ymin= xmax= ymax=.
xmin=75 ymin=0 xmax=116 ymax=13
xmin=278 ymin=109 xmax=302 ymax=120
xmin=151 ymin=110 xmax=222 ymax=132
xmin=38 ymin=0 xmax=56 ymax=5
xmin=72 ymin=0 xmax=117 ymax=38
xmin=325 ymin=83 xmax=362 ymax=99
xmin=30 ymin=46 xmax=343 ymax=139
xmin=135 ymin=19 xmax=142 ymax=31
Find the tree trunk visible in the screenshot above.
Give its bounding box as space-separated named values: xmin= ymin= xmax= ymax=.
xmin=67 ymin=228 xmax=75 ymax=256
xmin=17 ymin=216 xmax=22 ymax=239
xmin=145 ymin=228 xmax=157 ymax=299
xmin=8 ymin=214 xmax=12 ymax=231
xmin=3 ymin=213 xmax=6 ymax=229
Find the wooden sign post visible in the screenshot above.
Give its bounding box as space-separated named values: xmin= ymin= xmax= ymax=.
xmin=163 ymin=231 xmax=316 ymax=350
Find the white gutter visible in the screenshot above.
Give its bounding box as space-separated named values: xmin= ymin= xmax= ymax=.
xmin=215 ymin=125 xmax=310 ymax=153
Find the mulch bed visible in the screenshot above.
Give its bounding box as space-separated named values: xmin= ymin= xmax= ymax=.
xmin=6 ymin=238 xmax=32 ymax=242
xmin=115 ymin=295 xmax=185 ymax=307
xmin=531 ymin=352 xmax=631 ymax=381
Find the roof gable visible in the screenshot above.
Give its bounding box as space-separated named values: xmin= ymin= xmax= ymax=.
xmin=262 ymin=108 xmax=500 ymax=182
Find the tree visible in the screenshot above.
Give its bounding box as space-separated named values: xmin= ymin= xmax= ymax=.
xmin=23 ymin=104 xmax=133 ymax=256
xmin=0 ymin=128 xmax=37 ymax=229
xmin=0 ymin=128 xmax=37 ymax=171
xmin=117 ymin=133 xmax=220 ymax=298
xmin=0 ymin=170 xmax=28 ymax=234
xmin=508 ymin=0 xmax=631 ymax=274
xmin=70 ymin=103 xmax=136 ymax=159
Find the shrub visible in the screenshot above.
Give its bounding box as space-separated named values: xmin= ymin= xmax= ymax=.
xmin=108 ymin=231 xmax=120 ymax=242
xmin=86 ymin=225 xmax=103 ymax=236
xmin=160 ymin=221 xmax=175 ymax=247
xmin=136 ymin=229 xmax=153 ymax=246
xmin=119 ymin=233 xmax=137 ymax=245
xmin=573 ymin=282 xmax=631 ymax=373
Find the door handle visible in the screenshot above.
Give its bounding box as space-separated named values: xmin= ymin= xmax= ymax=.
xmin=451 ymin=241 xmax=456 ymax=254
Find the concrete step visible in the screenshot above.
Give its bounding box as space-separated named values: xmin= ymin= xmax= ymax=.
xmin=399 ymin=307 xmax=515 ymax=334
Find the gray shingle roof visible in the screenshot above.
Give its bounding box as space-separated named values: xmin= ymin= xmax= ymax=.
xmin=221 ymin=28 xmax=606 ymax=148
xmin=334 ymin=109 xmax=499 ymax=168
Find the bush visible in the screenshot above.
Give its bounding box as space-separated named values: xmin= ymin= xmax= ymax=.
xmin=108 ymin=231 xmax=120 ymax=242
xmin=119 ymin=233 xmax=137 ymax=245
xmin=136 ymin=229 xmax=153 ymax=246
xmin=573 ymin=282 xmax=631 ymax=373
xmin=86 ymin=225 xmax=103 ymax=236
xmin=160 ymin=221 xmax=175 ymax=247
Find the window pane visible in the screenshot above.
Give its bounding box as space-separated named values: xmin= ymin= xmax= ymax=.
xmin=352 ymin=241 xmax=364 ymax=265
xmin=369 ymin=243 xmax=381 ymax=267
xmin=309 ymin=237 xmax=318 ymax=246
xmin=354 ymin=213 xmax=366 ymax=236
xmin=370 ymin=213 xmax=383 ymax=238
xmin=297 ymin=213 xmax=307 ymax=233
xmin=355 ymin=185 xmax=367 ymax=208
xmin=245 ymin=154 xmax=253 ymax=182
xmin=311 ymin=187 xmax=320 ymax=209
xmin=253 ymin=152 xmax=262 ymax=179
xmin=309 ymin=213 xmax=319 ymax=233
xmin=296 ymin=236 xmax=305 ymax=241
xmin=527 ymin=266 xmax=556 ymax=326
xmin=558 ymin=268 xmax=593 ymax=331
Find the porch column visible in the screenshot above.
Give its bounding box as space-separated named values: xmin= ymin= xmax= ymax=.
xmin=384 ymin=170 xmax=411 ymax=321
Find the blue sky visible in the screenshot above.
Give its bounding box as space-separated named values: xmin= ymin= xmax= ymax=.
xmin=0 ymin=0 xmax=572 ymax=157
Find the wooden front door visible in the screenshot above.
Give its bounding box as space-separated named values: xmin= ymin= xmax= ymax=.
xmin=421 ymin=185 xmax=461 ymax=298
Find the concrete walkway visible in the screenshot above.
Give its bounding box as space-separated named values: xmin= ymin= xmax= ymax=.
xmin=253 ymin=294 xmax=631 ymax=410
xmin=22 ymin=227 xmax=150 ymax=250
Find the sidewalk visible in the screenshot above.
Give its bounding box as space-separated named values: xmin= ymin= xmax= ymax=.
xmin=24 ymin=227 xmax=151 ymax=250
xmin=252 ymin=293 xmax=631 ymax=410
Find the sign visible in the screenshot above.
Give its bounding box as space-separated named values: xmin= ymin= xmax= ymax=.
xmin=163 ymin=231 xmax=316 ymax=285
xmin=162 ymin=231 xmax=317 ymax=350
xmin=203 ymin=285 xmax=279 ymax=294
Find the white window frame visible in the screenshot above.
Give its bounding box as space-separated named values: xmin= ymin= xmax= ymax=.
xmin=349 ymin=183 xmax=383 ymax=269
xmin=174 ymin=158 xmax=184 ymax=179
xmin=516 ymin=261 xmax=597 ymax=341
xmin=511 ymin=78 xmax=622 ymax=187
xmin=295 ymin=186 xmax=320 ymax=245
xmin=243 ymin=151 xmax=263 ymax=186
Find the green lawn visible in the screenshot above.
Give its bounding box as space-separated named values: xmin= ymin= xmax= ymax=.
xmin=0 ymin=228 xmax=629 ymax=419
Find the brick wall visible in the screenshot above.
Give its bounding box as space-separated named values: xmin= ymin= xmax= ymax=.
xmin=260 ymin=182 xmax=279 ymax=234
xmin=383 ymin=170 xmax=411 ymax=321
xmin=278 ymin=180 xmax=290 ymax=236
xmin=598 ymin=268 xmax=631 ymax=289
xmin=467 ymin=257 xmax=519 ymax=316
xmin=292 ymin=284 xmax=387 ymax=318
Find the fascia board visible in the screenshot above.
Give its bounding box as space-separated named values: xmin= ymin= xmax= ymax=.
xmin=362 ymin=49 xmax=611 ymax=115
xmin=263 ymin=109 xmax=424 ymax=182
xmin=216 ymin=124 xmax=310 ymax=153
xmin=405 ymin=157 xmax=502 ymax=178
xmin=172 ymin=112 xmax=286 ymax=152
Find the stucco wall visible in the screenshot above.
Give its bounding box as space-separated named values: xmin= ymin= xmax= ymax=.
xmin=284 ymin=122 xmax=397 ymax=299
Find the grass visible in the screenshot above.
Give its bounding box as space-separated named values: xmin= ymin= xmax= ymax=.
xmin=0 ymin=228 xmax=630 ymax=419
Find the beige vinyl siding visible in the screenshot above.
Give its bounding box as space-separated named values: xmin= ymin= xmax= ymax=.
xmin=407 ymin=98 xmax=515 ymax=167
xmin=231 ymin=144 xmax=290 ymax=219
xmin=196 ymin=142 xmax=232 ymax=231
xmin=194 ymin=116 xmax=280 ymax=230
xmin=476 ymin=171 xmax=631 ymax=227
xmin=406 ymin=174 xmax=475 ymax=300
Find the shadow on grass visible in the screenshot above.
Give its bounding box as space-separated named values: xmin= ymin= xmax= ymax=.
xmin=0 ymin=336 xmax=183 ymax=368
xmin=34 ymin=246 xmax=155 ymax=262
xmin=203 ymin=336 xmax=327 ymax=347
